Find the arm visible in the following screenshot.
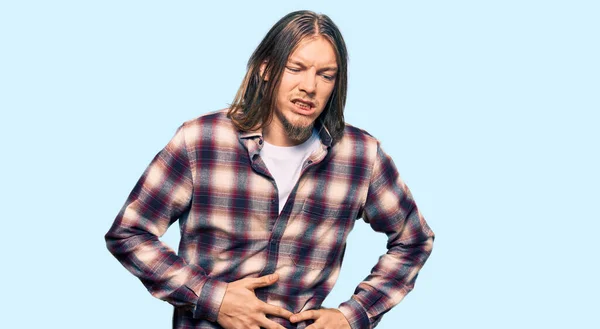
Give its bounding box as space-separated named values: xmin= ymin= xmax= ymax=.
xmin=104 ymin=124 xmax=227 ymax=321
xmin=337 ymin=142 xmax=435 ymax=329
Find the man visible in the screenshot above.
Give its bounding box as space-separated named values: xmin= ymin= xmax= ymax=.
xmin=106 ymin=10 xmax=434 ymax=329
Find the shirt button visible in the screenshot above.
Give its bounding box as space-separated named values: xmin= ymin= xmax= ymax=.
xmin=252 ymin=154 xmax=259 ymax=161
xmin=307 ymin=160 xmax=313 ymax=164
xmin=258 ymin=139 xmax=263 ymax=145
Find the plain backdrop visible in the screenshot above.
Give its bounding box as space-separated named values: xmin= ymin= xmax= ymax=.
xmin=1 ymin=1 xmax=598 ymax=328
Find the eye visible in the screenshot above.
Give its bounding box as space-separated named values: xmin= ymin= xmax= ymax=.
xmin=321 ymin=74 xmax=335 ymax=81
xmin=286 ymin=66 xmax=301 ymax=72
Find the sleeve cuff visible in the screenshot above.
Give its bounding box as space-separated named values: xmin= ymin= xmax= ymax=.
xmin=192 ymin=277 xmax=228 ymax=322
xmin=338 ymin=298 xmax=371 ymax=329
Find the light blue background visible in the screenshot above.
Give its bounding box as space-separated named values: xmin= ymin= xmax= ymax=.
xmin=1 ymin=1 xmax=598 ymax=328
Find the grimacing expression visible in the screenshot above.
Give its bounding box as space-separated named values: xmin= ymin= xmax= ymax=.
xmin=272 ymin=36 xmax=338 ymax=141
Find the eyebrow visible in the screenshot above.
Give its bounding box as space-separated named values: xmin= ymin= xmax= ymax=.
xmin=288 ymin=59 xmax=338 ymax=72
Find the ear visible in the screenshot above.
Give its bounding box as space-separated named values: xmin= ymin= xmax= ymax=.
xmin=259 ymin=61 xmax=269 ymax=81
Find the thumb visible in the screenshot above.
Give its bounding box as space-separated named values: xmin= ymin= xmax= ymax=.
xmin=245 ymin=273 xmax=279 ymax=290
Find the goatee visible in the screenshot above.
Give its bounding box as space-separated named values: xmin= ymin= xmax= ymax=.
xmin=277 ymin=111 xmax=313 ymax=142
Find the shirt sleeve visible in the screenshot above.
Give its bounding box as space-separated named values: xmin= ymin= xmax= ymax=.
xmin=104 ymin=124 xmax=227 ymax=322
xmin=338 ymin=142 xmax=435 ymax=329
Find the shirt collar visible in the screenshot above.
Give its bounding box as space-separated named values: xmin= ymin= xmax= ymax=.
xmin=314 ymin=118 xmax=333 ymax=147
xmin=239 ymin=129 xmax=262 ymax=139
xmin=238 ymin=118 xmax=333 ymax=148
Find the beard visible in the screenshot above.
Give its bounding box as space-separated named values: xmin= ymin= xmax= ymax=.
xmin=276 ymin=110 xmax=314 ymax=142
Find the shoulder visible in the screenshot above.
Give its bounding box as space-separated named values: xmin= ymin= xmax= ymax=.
xmin=327 ymin=122 xmax=381 ymax=166
xmin=178 ymin=109 xmax=239 ymax=147
xmin=337 ymin=122 xmax=380 ymax=151
xmin=342 ymin=122 xmax=377 ymax=141
xmin=180 ymin=108 xmax=232 ymax=130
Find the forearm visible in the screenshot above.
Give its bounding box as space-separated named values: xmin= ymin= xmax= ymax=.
xmin=338 ymin=233 xmax=434 ymax=329
xmin=105 ymin=224 xmax=227 ymax=321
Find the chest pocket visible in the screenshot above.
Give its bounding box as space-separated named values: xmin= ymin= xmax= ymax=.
xmin=280 ymin=200 xmax=354 ymax=270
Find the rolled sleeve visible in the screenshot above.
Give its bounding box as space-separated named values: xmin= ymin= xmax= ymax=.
xmin=338 ymin=298 xmax=371 ymax=329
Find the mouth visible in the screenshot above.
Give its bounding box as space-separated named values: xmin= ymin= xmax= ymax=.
xmin=291 ymin=99 xmax=316 ymax=114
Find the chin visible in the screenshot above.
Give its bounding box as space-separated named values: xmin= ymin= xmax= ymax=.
xmin=286 ymin=112 xmax=314 ymax=126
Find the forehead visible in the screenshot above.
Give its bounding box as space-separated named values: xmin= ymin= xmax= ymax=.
xmin=288 ymin=36 xmax=338 ymax=67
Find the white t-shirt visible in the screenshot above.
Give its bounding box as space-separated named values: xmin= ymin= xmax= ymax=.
xmin=260 ymin=129 xmax=321 ymax=214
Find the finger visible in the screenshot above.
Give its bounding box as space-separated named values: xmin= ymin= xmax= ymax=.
xmin=245 ymin=273 xmax=279 ymax=289
xmin=290 ymin=309 xmax=320 ymax=323
xmin=261 ymin=302 xmax=294 ymax=319
xmin=257 ymin=316 xmax=286 ymax=329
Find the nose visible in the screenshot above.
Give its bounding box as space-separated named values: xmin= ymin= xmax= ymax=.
xmin=298 ymin=69 xmax=317 ymax=95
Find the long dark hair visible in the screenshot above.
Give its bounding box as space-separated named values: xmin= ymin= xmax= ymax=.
xmin=227 ymin=10 xmax=348 ymax=144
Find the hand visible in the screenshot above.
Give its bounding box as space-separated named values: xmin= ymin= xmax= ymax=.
xmin=290 ymin=308 xmax=351 ymax=329
xmin=217 ymin=273 xmax=293 ymax=329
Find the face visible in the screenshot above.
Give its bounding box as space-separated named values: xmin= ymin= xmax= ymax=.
xmin=270 ymin=36 xmax=338 ymax=143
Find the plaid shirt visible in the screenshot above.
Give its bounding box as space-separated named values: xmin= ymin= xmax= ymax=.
xmin=105 ymin=109 xmax=434 ymax=329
